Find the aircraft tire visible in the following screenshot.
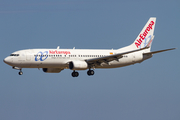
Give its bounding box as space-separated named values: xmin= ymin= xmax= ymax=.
xmin=72 ymin=71 xmax=79 ymax=77
xmin=19 ymin=71 xmax=23 ymax=75
xmin=87 ymin=70 xmax=94 ymax=76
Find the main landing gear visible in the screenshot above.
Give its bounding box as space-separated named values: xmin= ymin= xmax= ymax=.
xmin=87 ymin=69 xmax=94 ymax=76
xmin=71 ymin=69 xmax=95 ymax=77
xmin=72 ymin=71 xmax=79 ymax=77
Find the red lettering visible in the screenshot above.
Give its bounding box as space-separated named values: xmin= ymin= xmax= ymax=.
xmin=149 ymin=24 xmax=153 ymax=29
xmin=139 ymin=34 xmax=145 ymax=40
xmin=151 ymin=21 xmax=154 ymax=25
xmin=135 ymin=42 xmax=140 ymax=48
xmin=146 ymin=27 xmax=150 ymax=31
xmin=137 ymin=39 xmax=142 ymax=44
xmin=135 ymin=20 xmax=155 ymax=48
xmin=143 ymin=32 xmax=147 ymax=37
xmin=49 ymin=50 xmax=71 ymax=55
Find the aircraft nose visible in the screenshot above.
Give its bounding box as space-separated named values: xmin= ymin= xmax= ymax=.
xmin=3 ymin=57 xmax=13 ymax=65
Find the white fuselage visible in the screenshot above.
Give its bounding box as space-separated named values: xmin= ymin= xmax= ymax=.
xmin=4 ymin=48 xmax=151 ymax=69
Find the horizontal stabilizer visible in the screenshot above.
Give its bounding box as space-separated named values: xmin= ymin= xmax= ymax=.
xmin=143 ymin=48 xmax=176 ymax=55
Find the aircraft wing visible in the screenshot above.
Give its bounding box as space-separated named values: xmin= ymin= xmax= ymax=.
xmin=86 ymin=47 xmax=148 ymax=66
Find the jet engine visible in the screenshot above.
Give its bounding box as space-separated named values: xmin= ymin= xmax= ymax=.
xmin=69 ymin=61 xmax=88 ymax=70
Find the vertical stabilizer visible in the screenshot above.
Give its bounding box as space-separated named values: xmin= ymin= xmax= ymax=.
xmin=133 ymin=17 xmax=156 ymax=49
xmin=118 ymin=17 xmax=156 ymax=52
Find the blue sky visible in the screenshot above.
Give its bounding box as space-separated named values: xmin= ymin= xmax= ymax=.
xmin=0 ymin=0 xmax=180 ymax=120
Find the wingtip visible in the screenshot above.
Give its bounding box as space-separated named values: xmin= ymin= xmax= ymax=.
xmin=171 ymin=48 xmax=176 ymax=50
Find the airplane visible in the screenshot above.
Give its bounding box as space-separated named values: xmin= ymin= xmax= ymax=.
xmin=3 ymin=17 xmax=175 ymax=77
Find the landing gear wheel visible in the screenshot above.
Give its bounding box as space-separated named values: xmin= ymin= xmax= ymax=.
xmin=19 ymin=71 xmax=23 ymax=75
xmin=87 ymin=70 xmax=94 ymax=76
xmin=72 ymin=71 xmax=79 ymax=77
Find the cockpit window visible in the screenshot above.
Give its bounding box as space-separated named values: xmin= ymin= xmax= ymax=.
xmin=10 ymin=54 xmax=19 ymax=56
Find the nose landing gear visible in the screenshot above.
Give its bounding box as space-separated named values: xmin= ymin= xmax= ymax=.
xmin=18 ymin=70 xmax=23 ymax=75
xmin=12 ymin=67 xmax=23 ymax=75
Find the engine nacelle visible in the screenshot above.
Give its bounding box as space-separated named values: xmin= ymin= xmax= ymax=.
xmin=42 ymin=68 xmax=63 ymax=73
xmin=69 ymin=61 xmax=88 ymax=70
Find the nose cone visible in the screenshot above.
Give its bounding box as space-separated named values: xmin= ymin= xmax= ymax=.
xmin=3 ymin=57 xmax=13 ymax=65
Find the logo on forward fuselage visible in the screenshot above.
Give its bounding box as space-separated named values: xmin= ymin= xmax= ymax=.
xmin=35 ymin=50 xmax=71 ymax=61
xmin=35 ymin=51 xmax=48 ymax=61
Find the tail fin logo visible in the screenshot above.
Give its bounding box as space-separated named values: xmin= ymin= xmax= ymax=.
xmin=135 ymin=21 xmax=155 ymax=48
